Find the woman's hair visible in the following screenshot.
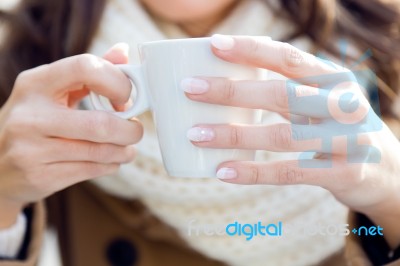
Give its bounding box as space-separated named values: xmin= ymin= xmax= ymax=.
xmin=277 ymin=0 xmax=400 ymax=135
xmin=1 ymin=0 xmax=399 ymax=133
xmin=0 ymin=0 xmax=106 ymax=103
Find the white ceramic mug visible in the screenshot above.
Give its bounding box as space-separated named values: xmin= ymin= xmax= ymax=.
xmin=91 ymin=37 xmax=262 ymax=177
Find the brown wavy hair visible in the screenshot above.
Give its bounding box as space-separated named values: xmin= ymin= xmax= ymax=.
xmin=0 ymin=0 xmax=399 ymax=134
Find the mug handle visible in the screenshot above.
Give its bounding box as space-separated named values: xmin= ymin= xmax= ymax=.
xmin=90 ymin=65 xmax=150 ymax=119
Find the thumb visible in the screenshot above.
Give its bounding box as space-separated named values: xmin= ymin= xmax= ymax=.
xmin=103 ymin=43 xmax=130 ymax=64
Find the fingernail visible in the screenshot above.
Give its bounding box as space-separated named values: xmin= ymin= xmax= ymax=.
xmin=113 ymin=98 xmax=133 ymax=112
xmin=181 ymin=78 xmax=209 ymax=94
xmin=113 ymin=42 xmax=130 ymax=56
xmin=186 ymin=127 xmax=215 ymax=142
xmin=217 ymin=168 xmax=237 ymax=179
xmin=211 ymin=34 xmax=234 ymax=50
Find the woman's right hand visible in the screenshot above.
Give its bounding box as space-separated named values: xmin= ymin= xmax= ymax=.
xmin=0 ymin=45 xmax=143 ymax=228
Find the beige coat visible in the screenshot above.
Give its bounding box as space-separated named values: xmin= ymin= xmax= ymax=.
xmin=1 ymin=182 xmax=398 ymax=266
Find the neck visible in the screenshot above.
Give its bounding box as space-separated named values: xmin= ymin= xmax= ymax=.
xmin=178 ymin=2 xmax=239 ymax=37
xmin=143 ymin=1 xmax=240 ymax=37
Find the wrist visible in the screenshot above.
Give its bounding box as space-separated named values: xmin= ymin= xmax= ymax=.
xmin=0 ymin=198 xmax=24 ymax=229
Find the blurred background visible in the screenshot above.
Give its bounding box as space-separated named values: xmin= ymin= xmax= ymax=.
xmin=1 ymin=3 xmax=61 ymax=266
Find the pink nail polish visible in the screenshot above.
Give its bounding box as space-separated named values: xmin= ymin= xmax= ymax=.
xmin=217 ymin=168 xmax=237 ymax=179
xmin=186 ymin=127 xmax=215 ymax=142
xmin=211 ymin=34 xmax=234 ymax=50
xmin=181 ymin=78 xmax=209 ymax=94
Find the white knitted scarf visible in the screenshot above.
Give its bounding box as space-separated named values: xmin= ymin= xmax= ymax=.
xmin=87 ymin=0 xmax=348 ymax=265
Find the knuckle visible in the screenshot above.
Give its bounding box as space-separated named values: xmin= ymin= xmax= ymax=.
xmin=270 ymin=124 xmax=293 ymax=149
xmin=222 ymin=79 xmax=236 ymax=102
xmin=281 ymin=43 xmax=305 ymax=73
xmin=247 ymin=38 xmax=261 ymax=59
xmin=276 ymin=162 xmax=304 ymax=185
xmin=230 ymin=127 xmax=243 ymax=146
xmin=14 ymin=70 xmax=31 ymax=91
xmin=13 ymin=65 xmax=49 ymax=94
xmin=273 ymin=81 xmax=289 ymax=110
xmin=249 ymin=165 xmax=261 ymax=184
xmin=72 ymin=54 xmax=100 ymax=79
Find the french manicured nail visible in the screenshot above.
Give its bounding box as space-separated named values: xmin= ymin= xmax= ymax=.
xmin=217 ymin=168 xmax=237 ymax=179
xmin=211 ymin=34 xmax=234 ymax=50
xmin=181 ymin=78 xmax=209 ymax=94
xmin=113 ymin=42 xmax=130 ymax=56
xmin=186 ymin=127 xmax=215 ymax=142
xmin=113 ymin=98 xmax=133 ymax=112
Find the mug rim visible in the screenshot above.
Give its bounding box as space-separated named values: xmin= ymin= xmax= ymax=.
xmin=139 ymin=37 xmax=210 ymax=49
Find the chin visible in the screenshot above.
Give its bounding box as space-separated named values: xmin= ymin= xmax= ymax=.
xmin=140 ymin=0 xmax=237 ymax=22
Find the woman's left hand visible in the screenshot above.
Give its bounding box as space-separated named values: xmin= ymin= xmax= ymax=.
xmin=182 ymin=35 xmax=400 ymax=246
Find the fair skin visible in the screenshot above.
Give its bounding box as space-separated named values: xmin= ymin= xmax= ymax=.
xmin=184 ymin=35 xmax=400 ymax=248
xmin=1 ymin=0 xmax=400 ymax=254
xmin=0 ymin=46 xmax=142 ymax=227
xmin=140 ymin=0 xmax=238 ymax=36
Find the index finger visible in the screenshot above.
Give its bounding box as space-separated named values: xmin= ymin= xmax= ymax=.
xmin=15 ymin=54 xmax=131 ymax=105
xmin=210 ymin=34 xmax=343 ymax=79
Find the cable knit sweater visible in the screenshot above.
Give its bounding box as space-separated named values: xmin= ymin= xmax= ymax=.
xmin=82 ymin=0 xmax=350 ymax=266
